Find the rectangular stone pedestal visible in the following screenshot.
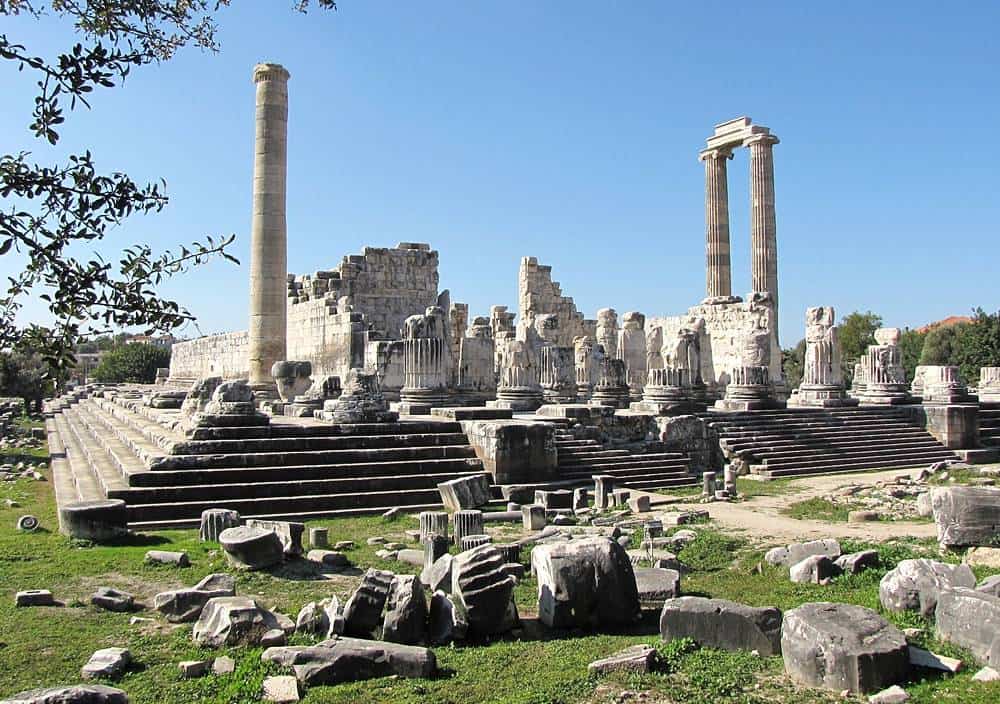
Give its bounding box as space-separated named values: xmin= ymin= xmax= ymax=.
xmin=395 ymin=402 xmax=433 ymax=416
xmin=486 ymin=399 xmax=543 ymax=412
xmin=534 ymin=404 xmax=612 ymax=421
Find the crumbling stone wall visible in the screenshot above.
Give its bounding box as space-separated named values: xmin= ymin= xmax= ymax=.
xmin=653 ymin=414 xmax=723 ymax=475
xmin=286 ymin=306 xmax=366 ymax=380
xmin=518 ymin=256 xmax=595 ymax=346
xmin=168 ymin=331 xmax=250 ymax=380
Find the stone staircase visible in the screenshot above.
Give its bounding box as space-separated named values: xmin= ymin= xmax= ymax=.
xmin=552 ymin=426 xmax=696 ymax=491
xmin=979 ymin=403 xmax=1000 ymax=448
xmin=705 ymin=407 xmax=959 ymax=479
xmin=47 ymin=392 xmax=487 ymax=530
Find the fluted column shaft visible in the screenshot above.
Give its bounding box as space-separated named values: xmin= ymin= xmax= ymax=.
xmin=248 ymin=63 xmax=290 ymax=389
xmin=746 ymin=134 xmax=779 ymax=305
xmin=700 ymin=148 xmax=733 ymax=299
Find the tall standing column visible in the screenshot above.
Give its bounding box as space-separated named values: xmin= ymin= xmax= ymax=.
xmin=248 ymin=63 xmax=290 ymax=391
xmin=746 ymin=133 xmax=779 ymax=306
xmin=699 ymin=147 xmax=733 ymax=300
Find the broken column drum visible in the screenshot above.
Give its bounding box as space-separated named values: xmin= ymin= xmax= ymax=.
xmin=458 ymin=317 xmax=497 ymax=396
xmin=491 ymin=336 xmax=543 ymax=411
xmin=248 ymin=63 xmax=290 ymax=392
xmin=617 ymin=311 xmax=647 ymax=401
xmin=400 ymin=306 xmax=450 ymax=408
xmin=539 ymin=345 xmax=577 ymax=403
xmin=920 ymin=366 xmax=971 ymax=404
xmin=595 ymin=308 xmax=619 ymax=360
xmin=861 ymin=328 xmax=910 ymax=405
xmin=574 ymin=336 xmax=600 ymax=401
xmin=591 ymin=356 xmax=631 ymax=409
xmin=642 ymin=367 xmax=692 ymax=405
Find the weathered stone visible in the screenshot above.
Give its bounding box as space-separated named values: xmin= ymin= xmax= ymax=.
xmin=262 ymin=637 xmax=436 ymax=687
xmin=966 ymin=547 xmax=1000 ymax=569
xmin=437 ymin=474 xmax=491 ymax=512
xmin=934 ymin=587 xmax=1000 ymax=666
xmin=428 ymin=590 xmax=467 ymax=645
xmin=879 ymin=559 xmax=976 ymax=617
xmin=790 ymin=555 xmax=842 ymax=584
xmin=907 ymin=645 xmax=963 ymax=673
xmin=262 ymin=675 xmax=299 ymax=703
xmin=382 ymin=574 xmax=427 ymax=645
xmin=916 ymin=492 xmax=932 ymax=517
xmin=306 ymin=550 xmax=349 ymax=568
xmin=308 ymin=527 xmax=329 ymax=549
xmin=144 ymin=550 xmax=190 ymax=567
xmin=0 ymin=684 xmax=129 ymax=704
xmin=342 ymin=568 xmax=395 ymax=639
xmin=14 ymin=589 xmax=54 ymax=607
xmin=199 ymin=508 xmax=240 ymax=542
xmin=849 ymin=510 xmax=880 ymax=523
xmin=452 ymin=510 xmax=484 ymax=548
xmin=781 ymin=602 xmax=908 ymax=694
xmin=296 ymin=600 xmax=330 ymax=635
xmin=627 ymin=495 xmax=651 ymax=513
xmin=58 ymin=499 xmax=127 ymax=543
xmin=535 ymin=489 xmax=573 ymax=511
xmin=178 ymin=660 xmax=211 ymax=679
xmin=418 ymin=511 xmax=449 ymax=542
xmin=634 ymin=567 xmax=680 ymax=606
xmin=245 ymin=519 xmax=304 ymax=556
xmin=420 ymin=553 xmax=454 ymax=594
xmin=931 ymin=486 xmax=1000 ymax=547
xmin=422 ymin=535 xmax=449 ymax=571
xmin=153 ymin=573 xmax=236 ymax=623
xmin=219 ymin=526 xmax=284 ymax=570
xmin=588 ymin=644 xmax=658 ymax=675
xmin=532 ymin=536 xmax=640 ymax=629
xmin=459 ymin=534 xmax=491 ymax=551
xmin=452 ymin=544 xmax=518 ymax=635
xmin=659 ymin=597 xmax=782 ymax=655
xmin=977 ymin=574 xmax=1000 ymax=597
xmin=192 ymin=597 xmax=283 ymax=648
xmin=212 ymin=656 xmax=236 ymax=675
xmin=835 ymin=550 xmax=880 ymax=575
xmin=522 ymin=504 xmax=546 ymax=531
xmin=334 ymin=540 xmax=354 ymax=551
xmin=868 ymin=685 xmax=910 ymax=704
xmin=764 ymin=539 xmax=841 ymax=568
xmin=81 ymin=648 xmax=132 ymax=681
xmin=972 ymin=666 xmax=1000 ymax=681
xmin=91 ymin=587 xmax=134 ymax=613
xmin=573 ymin=488 xmax=589 ymax=512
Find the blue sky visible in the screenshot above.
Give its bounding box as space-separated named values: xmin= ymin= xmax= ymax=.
xmin=2 ymin=1 xmax=998 ymax=345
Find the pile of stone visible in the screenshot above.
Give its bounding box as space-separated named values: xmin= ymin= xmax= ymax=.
xmin=764 ymin=538 xmax=880 ymax=584
xmin=819 ymin=478 xmax=928 ymax=522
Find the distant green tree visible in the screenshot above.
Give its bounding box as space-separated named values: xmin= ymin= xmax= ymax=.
xmin=0 ymin=349 xmax=56 ymax=412
xmin=952 ymin=309 xmax=1000 ymax=384
xmin=838 ymin=311 xmax=882 ymax=385
xmin=782 ymin=338 xmax=806 ymax=389
xmin=898 ymin=328 xmax=926 ymax=383
xmin=91 ymin=343 xmax=170 ymax=384
xmin=919 ymin=322 xmax=969 ymax=366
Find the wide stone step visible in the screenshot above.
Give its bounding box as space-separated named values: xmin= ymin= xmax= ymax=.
xmin=130 ymin=457 xmax=485 ymax=487
xmin=60 ymin=410 xmax=130 ymax=495
xmin=558 ymin=454 xmax=688 ymax=469
xmin=117 ymin=469 xmax=485 ymax=504
xmin=746 ymin=438 xmax=951 ymax=461
xmin=170 ymin=432 xmax=472 ymax=455
xmin=182 ymin=419 xmax=464 ymax=440
xmin=46 ymin=418 xmax=83 ymax=507
xmin=52 ymin=413 xmax=107 ymax=502
xmin=150 ymin=444 xmax=478 ymax=471
xmin=94 ymin=397 xmax=185 ymax=452
xmin=713 ymin=419 xmax=924 ymax=438
xmin=555 ymin=448 xmax=632 ymax=460
xmin=761 ymin=448 xmax=957 ymax=471
xmin=84 ymin=400 xmax=171 ymax=464
xmin=70 ymin=406 xmax=150 ymax=480
xmin=758 ymin=455 xmax=957 ymax=479
xmin=562 ymin=463 xmax=692 ymax=480
xmin=720 ymin=428 xmax=936 ymax=451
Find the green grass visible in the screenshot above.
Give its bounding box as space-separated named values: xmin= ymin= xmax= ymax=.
xmin=782 ymin=497 xmax=869 ymax=523
xmin=735 ymin=477 xmax=802 ymax=499
xmin=1 ymin=421 xmax=999 ymax=703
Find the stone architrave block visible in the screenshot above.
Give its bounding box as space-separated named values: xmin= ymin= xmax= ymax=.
xmin=437 ymin=474 xmax=491 ymax=512
xmin=781 ymin=602 xmax=909 ymax=694
xmin=261 ymin=637 xmax=437 ymax=687
xmin=931 ymin=486 xmax=1000 ymax=548
xmin=764 ymin=539 xmax=841 ymax=568
xmin=659 ymin=596 xmax=782 ymax=655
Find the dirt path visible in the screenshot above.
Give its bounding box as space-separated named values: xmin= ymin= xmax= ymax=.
xmin=645 ymin=469 xmax=938 ymax=545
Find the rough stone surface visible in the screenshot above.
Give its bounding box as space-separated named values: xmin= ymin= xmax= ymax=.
xmin=178 ymin=660 xmax=211 ymax=679
xmin=153 ymin=573 xmax=236 ymax=623
xmin=91 ymin=587 xmax=135 ymax=613
xmin=81 ymin=648 xmax=132 ymax=681
xmin=58 ymin=499 xmax=127 ymax=543
xmin=192 ymin=597 xmax=283 ymax=648
xmin=342 ymin=569 xmax=395 ymax=639
xmin=199 ymin=509 xmax=241 ymax=542
xmin=382 ymin=574 xmax=427 ymax=645
xmin=262 ymin=675 xmax=299 ymax=703
xmin=144 ymin=550 xmax=190 ymax=568
xmin=789 ymin=555 xmax=842 ymax=584
xmin=261 ymin=637 xmax=437 ymax=687
xmin=977 ymin=574 xmax=1000 ymax=597
xmin=420 ymin=553 xmax=454 ymax=594
xmin=966 ymin=547 xmax=1000 ymax=569
xmin=764 ymin=539 xmax=841 ymax=568
xmin=245 ymin=519 xmax=305 ymax=557
xmin=521 ymin=504 xmax=546 ymax=531
xmin=879 ymin=559 xmax=976 ymax=618
xmin=972 ymin=666 xmax=1000 ymax=681
xmin=0 ymin=685 xmax=129 ymax=704
xmin=452 ymin=545 xmax=518 ymax=635
xmin=931 ymin=486 xmax=1000 ymax=547
xmin=306 ymin=550 xmax=348 ymax=568
xmin=634 ymin=568 xmax=680 ymax=606
xmin=934 ymin=587 xmax=1000 ymax=666
xmin=588 ymin=644 xmax=658 ymax=675
xmin=781 ymin=602 xmax=909 ymax=694
xmin=836 ymin=550 xmax=880 ymax=575
xmin=14 ymin=589 xmax=54 ymax=607
xmin=437 ymin=474 xmax=491 ymax=512
xmin=659 ymin=596 xmax=782 ymax=655
xmin=213 ymin=656 xmax=236 ymax=675
xmin=219 ymin=526 xmax=284 ymax=570
xmin=868 ymin=685 xmax=910 ymax=704
xmin=532 ymin=536 xmax=640 ymax=629
xmin=428 ymin=590 xmax=467 ymax=645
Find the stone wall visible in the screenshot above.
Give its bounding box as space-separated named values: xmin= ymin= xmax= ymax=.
xmin=647 ymin=294 xmax=782 ymax=397
xmin=518 ymin=256 xmax=595 ymax=346
xmin=168 ymin=331 xmax=250 ymax=380
xmin=286 ymin=304 xmax=366 ymax=380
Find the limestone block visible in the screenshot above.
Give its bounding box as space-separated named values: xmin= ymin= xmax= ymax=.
xmin=199 ymin=509 xmax=241 ymax=542
xmin=659 ymin=597 xmax=782 ymax=655
xmin=342 ymin=568 xmax=395 ymax=639
xmin=81 ymin=648 xmax=132 ymax=681
xmin=219 ymin=526 xmax=284 ymax=570
xmin=153 ymin=573 xmax=237 ymax=623
xmin=245 ymin=519 xmax=305 ymax=556
xmin=451 ymin=545 xmax=518 ymax=636
xmin=382 ymin=574 xmax=427 ymax=645
xmin=879 ymin=559 xmax=975 ymax=618
xmin=58 ymin=499 xmax=128 ymax=543
xmin=934 ymin=587 xmax=1000 ymax=666
xmin=461 ymin=419 xmax=557 ymax=484
xmin=0 ymin=685 xmax=128 ymax=704
xmin=437 ymin=474 xmax=491 ymax=512
xmin=764 ymin=538 xmax=841 ymax=568
xmin=931 ymin=486 xmax=1000 ymax=547
xmin=261 ymin=637 xmax=437 ymax=687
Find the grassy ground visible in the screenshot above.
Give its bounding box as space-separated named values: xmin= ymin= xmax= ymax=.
xmin=782 ymin=496 xmax=869 ymax=522
xmin=1 ymin=419 xmax=999 ymax=703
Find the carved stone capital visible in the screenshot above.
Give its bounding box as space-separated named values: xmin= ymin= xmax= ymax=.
xmin=698 ymin=147 xmax=734 ymax=162
xmin=742 ymin=133 xmax=779 ymax=149
xmin=253 ymin=63 xmax=291 ymax=84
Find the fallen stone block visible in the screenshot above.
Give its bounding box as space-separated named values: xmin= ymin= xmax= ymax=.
xmin=245 ymin=519 xmax=305 ymax=557
xmin=764 ymin=538 xmax=841 ymax=568
xmin=14 ymin=589 xmax=54 ymax=607
xmin=428 ymin=590 xmax=467 ymax=645
xmin=934 ymin=587 xmax=1000 ymax=666
xmin=627 ymin=495 xmax=651 ymax=513
xmin=306 ymin=549 xmax=349 ymax=568
xmin=522 ymin=504 xmax=546 ymax=531
xmin=421 ymin=553 xmax=453 ymax=593
xmin=219 ymin=526 xmax=284 ymax=570
xmin=931 ymin=486 xmax=1000 ymax=547
xmin=588 ymin=644 xmax=658 ymax=675
xmin=81 ymin=648 xmax=132 ymax=681
xmin=908 ymin=645 xmax=962 ymax=673
xmin=144 ymin=550 xmax=190 ymax=568
xmin=789 ymin=555 xmax=842 ymax=584
xmin=879 ymin=559 xmax=975 ymax=617
xmin=966 ymin=546 xmax=1000 ymax=569
xmin=532 ymin=536 xmax=639 ymax=629
xmin=153 ymin=573 xmax=236 ymax=623
xmin=835 ymin=550 xmax=880 ymax=575
xmin=452 ymin=544 xmax=518 ymax=636
xmin=868 ymin=685 xmax=909 ymax=704
xmin=199 ymin=508 xmax=240 ymax=542
xmin=261 ymin=628 xmax=287 ymax=648
xmin=382 ymin=574 xmax=427 ymax=645
xmin=58 ymin=499 xmax=127 ymax=543
xmin=178 ymin=659 xmax=211 ymax=679
xmin=342 ymin=568 xmax=394 ymax=639
xmin=535 ymin=489 xmax=573 ymax=511
xmin=262 ymin=637 xmax=436 ymax=687
xmin=781 ymin=602 xmax=908 ymax=694
xmin=0 ymin=685 xmax=128 ymax=704
xmin=262 ymin=675 xmax=299 ymax=703
xmin=972 ymin=666 xmax=1000 ymax=681
xmin=437 ymin=474 xmax=491 ymax=512
xmin=308 ymin=527 xmax=329 ymax=549
xmin=659 ymin=597 xmax=782 ymax=655
xmin=634 ymin=567 xmax=680 ymax=606
xmin=192 ymin=597 xmax=283 ymax=648
xmin=213 ymin=656 xmax=236 ymax=675
xmin=91 ymin=587 xmax=135 ymax=613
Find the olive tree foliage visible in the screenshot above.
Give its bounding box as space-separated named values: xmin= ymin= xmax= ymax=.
xmin=91 ymin=341 xmax=170 ymax=383
xmin=781 ymin=338 xmax=806 ymax=390
xmin=0 ymin=0 xmax=335 ymax=372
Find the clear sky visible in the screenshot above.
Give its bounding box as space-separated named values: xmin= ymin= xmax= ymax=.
xmin=3 ymin=1 xmax=998 ymax=346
